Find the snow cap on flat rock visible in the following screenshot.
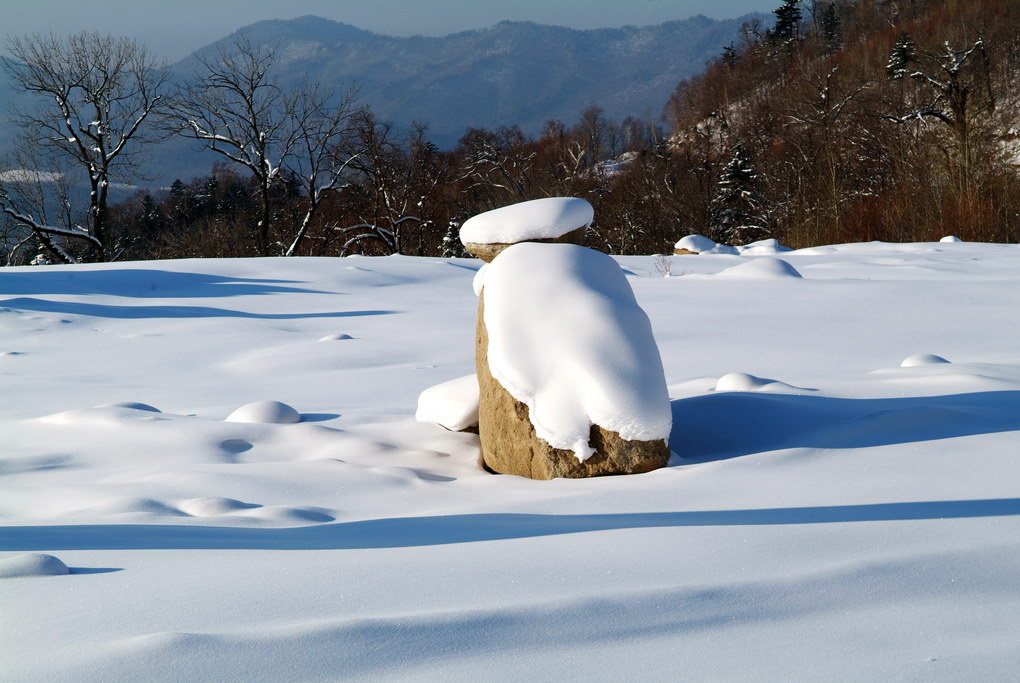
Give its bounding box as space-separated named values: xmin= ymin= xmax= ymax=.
xmin=460 ymin=197 xmax=593 ymax=261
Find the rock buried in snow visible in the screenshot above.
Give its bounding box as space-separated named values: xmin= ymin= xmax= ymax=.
xmin=460 ymin=197 xmax=593 ymax=262
xmin=0 ymin=553 xmax=70 ymax=578
xmin=900 ymin=353 xmax=951 ymax=367
xmin=226 ymin=400 xmax=301 ymax=424
xmin=474 ymin=242 xmax=671 ymax=479
xmin=674 ymin=234 xmax=730 ymax=255
xmin=416 ymin=374 xmax=480 ymax=432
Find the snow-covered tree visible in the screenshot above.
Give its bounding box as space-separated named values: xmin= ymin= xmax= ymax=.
xmin=0 ymin=32 xmax=170 ymax=263
xmin=887 ymin=32 xmax=916 ymax=80
xmin=440 ymin=220 xmax=468 ymax=258
xmin=710 ymin=144 xmax=769 ymax=246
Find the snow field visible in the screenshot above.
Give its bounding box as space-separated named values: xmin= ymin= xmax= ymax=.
xmin=2 ymin=241 xmax=1020 ymax=681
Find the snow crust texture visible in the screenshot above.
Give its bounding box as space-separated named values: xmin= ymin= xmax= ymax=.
xmin=459 ymin=197 xmax=594 ymax=245
xmin=478 ymin=242 xmax=671 ymax=459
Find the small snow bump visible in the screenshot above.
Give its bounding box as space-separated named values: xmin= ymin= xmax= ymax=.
xmin=715 ymin=372 xmax=773 ymax=392
xmin=226 ymin=400 xmax=301 ymax=424
xmin=0 ymin=553 xmax=70 ymax=578
xmin=319 ymin=333 xmax=354 ymax=341
xmin=95 ymin=401 xmax=162 ymax=413
xmin=900 ymin=353 xmax=951 ymax=367
xmin=179 ymin=497 xmax=260 ymax=516
xmin=940 ymin=235 xmax=962 ymax=243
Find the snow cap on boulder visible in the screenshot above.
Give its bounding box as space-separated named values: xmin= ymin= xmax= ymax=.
xmin=460 ymin=197 xmax=593 ymax=262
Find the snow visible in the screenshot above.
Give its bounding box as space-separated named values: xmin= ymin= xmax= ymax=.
xmin=675 ymin=235 xmax=792 ymax=256
xmin=715 ymin=256 xmax=803 ymax=279
xmin=476 ymin=242 xmax=671 ymax=459
xmin=901 ymin=353 xmax=951 ymax=367
xmin=225 ymin=400 xmax=302 ymax=424
xmin=0 ymin=553 xmax=70 ymax=578
xmin=2 ymin=242 xmax=1020 ymax=680
xmin=941 ymin=235 xmax=962 ymax=243
xmin=416 ymin=373 xmax=479 ymax=432
xmin=459 ymin=196 xmax=594 ymax=245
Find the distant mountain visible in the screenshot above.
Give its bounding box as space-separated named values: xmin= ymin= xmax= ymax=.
xmin=190 ymin=15 xmax=760 ymax=143
xmin=2 ymin=14 xmax=765 ymax=186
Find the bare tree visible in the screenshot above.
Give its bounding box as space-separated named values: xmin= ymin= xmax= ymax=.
xmin=173 ymin=38 xmax=359 ymax=256
xmin=0 ymin=32 xmax=170 ymax=263
xmin=335 ymin=114 xmax=447 ymax=256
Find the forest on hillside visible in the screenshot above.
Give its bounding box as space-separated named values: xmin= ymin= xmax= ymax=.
xmin=1 ymin=0 xmax=1018 ymax=265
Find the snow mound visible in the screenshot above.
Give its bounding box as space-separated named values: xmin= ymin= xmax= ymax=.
xmin=178 ymin=497 xmax=260 ymax=516
xmin=715 ymin=372 xmax=775 ymax=392
xmin=739 ymin=238 xmax=792 ymax=255
xmin=478 ymin=242 xmax=671 ymax=460
xmin=0 ymin=553 xmax=69 ymax=578
xmin=674 ymin=234 xmax=728 ymax=254
xmin=940 ymin=235 xmax=962 ymax=243
xmin=94 ymin=401 xmax=161 ymax=412
xmin=318 ymin=333 xmax=353 ymax=341
xmin=716 ymin=257 xmax=802 ymax=279
xmin=416 ymin=374 xmax=480 ymax=432
xmin=226 ymin=400 xmax=301 ymax=424
xmin=459 ymin=197 xmax=593 ymax=245
xmin=242 ymin=506 xmax=335 ymax=524
xmin=900 ymin=353 xmax=951 ymax=367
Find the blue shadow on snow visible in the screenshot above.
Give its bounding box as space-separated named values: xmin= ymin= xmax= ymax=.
xmin=3 ymin=498 xmax=1019 ymax=551
xmin=0 ymin=269 xmax=330 ymax=298
xmin=669 ymin=390 xmax=1020 ymax=463
xmin=0 ymin=297 xmax=394 ymax=320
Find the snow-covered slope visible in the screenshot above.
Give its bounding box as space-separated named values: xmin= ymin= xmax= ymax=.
xmin=2 ymin=241 xmax=1020 ymax=681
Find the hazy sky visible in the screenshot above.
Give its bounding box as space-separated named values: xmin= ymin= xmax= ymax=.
xmin=3 ymin=0 xmax=778 ymax=62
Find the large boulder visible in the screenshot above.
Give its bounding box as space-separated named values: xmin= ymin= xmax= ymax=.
xmin=474 ymin=241 xmax=671 ymax=479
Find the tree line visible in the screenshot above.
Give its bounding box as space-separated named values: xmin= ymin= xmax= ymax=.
xmin=2 ymin=0 xmax=1019 ymax=265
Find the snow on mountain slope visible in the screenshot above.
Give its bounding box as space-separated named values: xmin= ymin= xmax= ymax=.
xmin=2 ymin=241 xmax=1019 ymax=681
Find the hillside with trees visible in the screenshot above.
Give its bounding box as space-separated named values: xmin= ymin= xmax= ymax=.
xmin=2 ymin=0 xmax=1019 ymax=264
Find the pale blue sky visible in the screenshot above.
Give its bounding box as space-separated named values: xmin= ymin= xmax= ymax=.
xmin=3 ymin=0 xmax=778 ymax=61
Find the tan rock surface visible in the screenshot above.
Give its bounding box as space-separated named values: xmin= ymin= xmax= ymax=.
xmin=464 ymin=227 xmax=586 ymax=263
xmin=475 ymin=295 xmax=670 ymax=479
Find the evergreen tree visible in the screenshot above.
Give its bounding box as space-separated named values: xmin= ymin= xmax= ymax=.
xmin=887 ymin=31 xmax=917 ymax=80
xmin=722 ymin=44 xmax=738 ymax=67
xmin=710 ymin=144 xmax=770 ymax=246
xmin=770 ymin=0 xmax=803 ymax=44
xmin=821 ymin=3 xmax=841 ymax=52
xmin=441 ymin=220 xmax=468 ymax=258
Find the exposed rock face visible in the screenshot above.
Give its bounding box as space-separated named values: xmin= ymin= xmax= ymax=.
xmin=465 ymin=227 xmax=586 ymax=263
xmin=475 ymin=295 xmax=670 ymax=479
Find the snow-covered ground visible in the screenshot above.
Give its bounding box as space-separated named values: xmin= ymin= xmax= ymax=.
xmin=2 ymin=241 xmax=1019 ymax=681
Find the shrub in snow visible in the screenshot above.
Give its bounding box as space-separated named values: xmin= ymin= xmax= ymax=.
xmin=459 ymin=197 xmax=593 ymax=262
xmin=474 ymin=240 xmax=671 ymax=479
xmin=226 ymin=400 xmax=301 ymax=424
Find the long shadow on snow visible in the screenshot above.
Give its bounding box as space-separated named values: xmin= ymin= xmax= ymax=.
xmin=0 ymin=297 xmax=395 ymax=320
xmin=4 ymin=498 xmax=1020 ymax=551
xmin=670 ymin=390 xmax=1020 ymax=464
xmin=0 ymin=269 xmax=329 ymax=298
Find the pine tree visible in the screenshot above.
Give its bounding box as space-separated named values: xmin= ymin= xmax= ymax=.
xmin=441 ymin=220 xmax=468 ymax=258
xmin=710 ymin=144 xmax=770 ymax=246
xmin=771 ymin=0 xmax=803 ymax=44
xmin=722 ymin=44 xmax=738 ymax=67
xmin=821 ymin=3 xmax=841 ymax=52
xmin=887 ymin=31 xmax=916 ymax=80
